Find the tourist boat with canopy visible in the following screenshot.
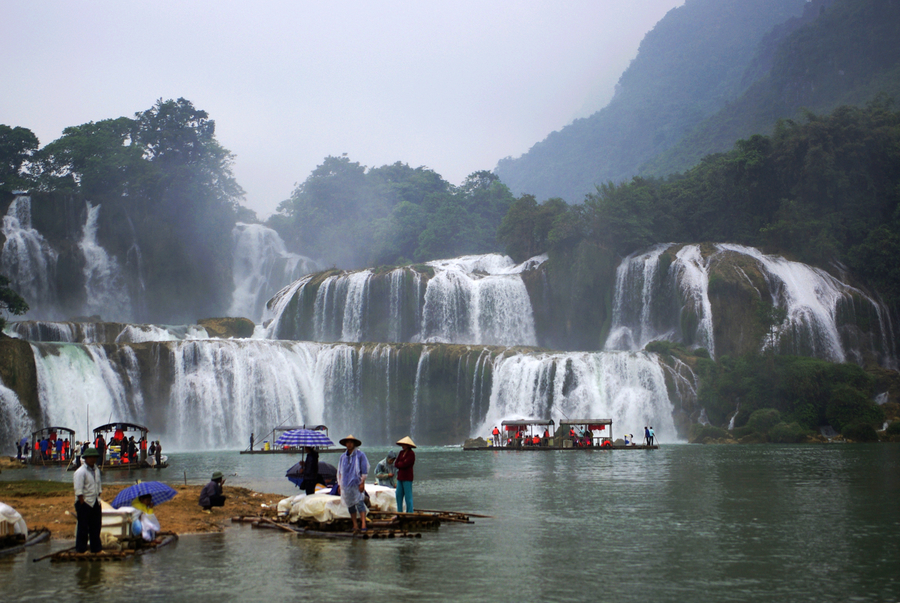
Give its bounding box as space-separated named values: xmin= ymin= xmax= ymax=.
xmin=27 ymin=426 xmax=76 ymax=466
xmin=78 ymin=422 xmax=168 ymax=470
xmin=464 ymin=418 xmax=658 ymax=450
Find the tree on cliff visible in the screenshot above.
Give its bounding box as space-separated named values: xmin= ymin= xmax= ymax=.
xmin=0 ymin=274 xmax=28 ymax=330
xmin=31 ymin=98 xmax=245 ymax=322
xmin=0 ymin=125 xmax=39 ymax=193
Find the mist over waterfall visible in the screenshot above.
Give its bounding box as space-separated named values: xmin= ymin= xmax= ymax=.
xmin=11 ymin=338 xmax=690 ymax=449
xmin=229 ymin=223 xmax=319 ymax=322
xmin=79 ymin=202 xmax=133 ymax=321
xmin=267 ymin=253 xmax=542 ymax=346
xmin=1 ymin=196 xmax=58 ymax=314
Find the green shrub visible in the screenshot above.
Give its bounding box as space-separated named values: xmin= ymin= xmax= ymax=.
xmin=645 ymin=340 xmax=677 ymax=355
xmin=693 ymin=347 xmax=710 ymax=359
xmin=731 ymin=425 xmax=754 ymax=439
xmin=841 ymin=422 xmax=879 ymax=442
xmin=747 ymin=408 xmax=782 ymax=434
xmin=689 ymin=424 xmax=730 ymax=443
xmin=826 ymin=385 xmax=885 ymax=431
xmin=886 ymin=421 xmax=900 ymax=436
xmin=768 ymin=421 xmax=811 ymax=443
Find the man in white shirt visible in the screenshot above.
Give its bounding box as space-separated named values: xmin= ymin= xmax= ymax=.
xmin=73 ymin=447 xmax=103 ymax=553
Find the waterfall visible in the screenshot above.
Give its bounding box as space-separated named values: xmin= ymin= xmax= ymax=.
xmin=268 ymin=253 xmax=543 ymax=346
xmin=410 ymin=346 xmax=430 ymax=439
xmin=228 ymin=223 xmax=318 ymax=322
xmin=0 ymin=196 xmax=58 ymax=315
xmin=79 ymin=202 xmax=132 ymax=321
xmin=716 ymin=243 xmax=892 ymax=363
xmin=5 ymin=321 xmax=208 ymax=344
xmin=476 ymin=350 xmax=680 ymax=443
xmin=0 ymin=377 xmax=31 ymax=450
xmin=606 ymin=244 xmax=673 ymax=351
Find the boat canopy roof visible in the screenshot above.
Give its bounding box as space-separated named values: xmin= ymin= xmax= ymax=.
xmin=31 ymin=426 xmax=74 ymax=438
xmin=274 ymin=425 xmax=328 ymax=432
xmin=501 ymin=419 xmax=554 ymax=431
xmin=93 ymin=422 xmax=148 ymax=434
xmin=559 ymin=419 xmax=612 ymax=430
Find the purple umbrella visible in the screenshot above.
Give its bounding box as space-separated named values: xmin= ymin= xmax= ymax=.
xmin=111 ymin=481 xmax=178 ymax=508
xmin=274 ymin=429 xmax=334 ymax=448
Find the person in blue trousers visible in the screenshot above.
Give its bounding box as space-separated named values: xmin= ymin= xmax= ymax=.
xmin=394 ymin=436 xmax=416 ymax=513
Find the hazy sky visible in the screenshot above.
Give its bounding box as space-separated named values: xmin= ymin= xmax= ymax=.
xmin=4 ymin=1 xmax=683 ymax=218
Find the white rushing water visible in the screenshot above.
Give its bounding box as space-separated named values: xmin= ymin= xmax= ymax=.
xmin=0 ymin=196 xmax=58 ymax=315
xmin=229 ymin=223 xmax=318 ymax=322
xmin=605 ymin=243 xmax=895 ymax=365
xmin=16 ymin=338 xmax=688 ymax=450
xmin=267 ymin=253 xmax=544 ymax=346
xmin=79 ymin=202 xmax=133 ymax=321
xmin=476 ymin=350 xmax=680 ymax=443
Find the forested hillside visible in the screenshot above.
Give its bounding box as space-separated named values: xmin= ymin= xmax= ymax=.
xmin=493 ymin=0 xmax=807 ymax=202
xmin=499 ymin=100 xmax=900 ymax=309
xmin=643 ymin=0 xmax=900 ymax=177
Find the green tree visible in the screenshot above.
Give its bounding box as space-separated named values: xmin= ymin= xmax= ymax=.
xmin=0 ymin=125 xmax=39 ymax=193
xmin=0 ymin=274 xmax=28 ymax=330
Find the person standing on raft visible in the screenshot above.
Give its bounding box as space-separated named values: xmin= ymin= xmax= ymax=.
xmin=301 ymin=445 xmax=320 ymax=495
xmin=337 ymin=434 xmax=369 ymax=532
xmin=73 ymin=447 xmax=103 ymax=553
xmin=394 ymin=436 xmax=416 ymax=513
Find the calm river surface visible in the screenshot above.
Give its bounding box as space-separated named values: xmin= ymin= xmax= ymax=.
xmin=2 ymin=444 xmax=898 ymax=602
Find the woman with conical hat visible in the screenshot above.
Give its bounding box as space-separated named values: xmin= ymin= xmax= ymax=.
xmin=394 ymin=436 xmax=416 ymax=513
xmin=337 ymin=435 xmax=370 ymax=532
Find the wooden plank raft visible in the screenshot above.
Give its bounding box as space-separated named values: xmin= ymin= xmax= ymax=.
xmin=48 ymin=532 xmax=177 ymax=562
xmin=0 ymin=527 xmax=50 ymax=558
xmin=232 ymin=515 xmax=422 ymax=540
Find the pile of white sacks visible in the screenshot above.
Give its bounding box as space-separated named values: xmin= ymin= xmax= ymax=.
xmin=0 ymin=502 xmax=27 ymax=536
xmin=277 ymin=485 xmax=397 ymax=523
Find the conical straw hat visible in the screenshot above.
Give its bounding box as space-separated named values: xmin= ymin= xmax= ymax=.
xmin=396 ymin=436 xmax=416 ymax=448
xmin=339 ymin=434 xmax=362 ymax=447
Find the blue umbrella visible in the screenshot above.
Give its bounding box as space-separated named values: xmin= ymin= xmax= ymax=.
xmin=274 ymin=429 xmax=334 ymax=448
xmin=111 ymin=481 xmax=179 ymax=509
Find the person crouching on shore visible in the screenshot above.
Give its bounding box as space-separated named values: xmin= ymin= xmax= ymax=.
xmin=199 ymin=471 xmax=226 ymax=512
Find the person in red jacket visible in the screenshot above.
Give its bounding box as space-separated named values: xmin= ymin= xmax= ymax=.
xmin=394 ymin=436 xmax=416 ymax=513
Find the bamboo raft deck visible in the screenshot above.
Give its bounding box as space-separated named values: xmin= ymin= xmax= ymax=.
xmin=0 ymin=527 xmax=51 ymax=558
xmin=46 ymin=532 xmax=178 ymax=562
xmin=232 ymin=508 xmax=484 ymax=540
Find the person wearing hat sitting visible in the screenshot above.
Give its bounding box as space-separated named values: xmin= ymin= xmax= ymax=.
xmin=375 ymin=450 xmax=398 ymax=488
xmin=73 ymin=447 xmax=103 ymax=553
xmin=337 ymin=435 xmax=369 ymax=532
xmin=199 ymin=471 xmax=227 ymax=512
xmin=394 ymin=436 xmax=416 ymax=513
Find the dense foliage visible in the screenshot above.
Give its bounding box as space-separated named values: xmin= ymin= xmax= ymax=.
xmin=0 ymin=274 xmax=28 ymax=331
xmin=500 ymin=100 xmax=900 ymax=309
xmin=646 ymin=0 xmax=900 ymax=176
xmin=697 ymin=354 xmax=882 ymax=432
xmin=269 ymin=158 xmax=514 ymax=268
xmin=2 ymin=98 xmax=245 ymax=322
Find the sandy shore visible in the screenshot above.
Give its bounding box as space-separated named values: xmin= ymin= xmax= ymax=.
xmin=1 ymin=477 xmax=282 ymax=539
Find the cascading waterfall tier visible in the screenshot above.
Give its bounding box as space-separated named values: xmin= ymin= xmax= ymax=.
xmin=8 ymin=339 xmax=690 ymax=450
xmin=4 ymin=320 xmax=209 ymax=344
xmin=604 ymin=243 xmax=896 ymax=367
xmin=229 ymin=223 xmax=318 ymax=322
xmin=266 ymin=253 xmax=544 ymax=347
xmin=0 ymin=196 xmax=58 ymax=314
xmin=79 ymin=202 xmax=133 ymax=321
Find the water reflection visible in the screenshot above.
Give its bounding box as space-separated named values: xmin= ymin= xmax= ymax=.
xmin=3 ymin=445 xmax=899 ymax=602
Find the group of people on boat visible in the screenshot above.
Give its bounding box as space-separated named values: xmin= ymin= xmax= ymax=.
xmin=27 ymin=434 xmax=72 ymax=461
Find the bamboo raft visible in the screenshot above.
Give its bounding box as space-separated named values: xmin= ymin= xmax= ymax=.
xmin=232 ymin=508 xmax=486 ymax=540
xmin=46 ymin=532 xmax=178 ymax=562
xmin=0 ymin=527 xmax=51 ymax=558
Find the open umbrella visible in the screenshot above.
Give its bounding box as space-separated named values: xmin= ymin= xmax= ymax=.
xmin=285 ymin=461 xmax=337 ymax=488
xmin=111 ymin=481 xmax=179 ymax=509
xmin=274 ymin=429 xmax=334 ymax=448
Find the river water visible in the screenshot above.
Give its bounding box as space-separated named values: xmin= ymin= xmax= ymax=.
xmin=2 ymin=444 xmax=898 ymax=602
